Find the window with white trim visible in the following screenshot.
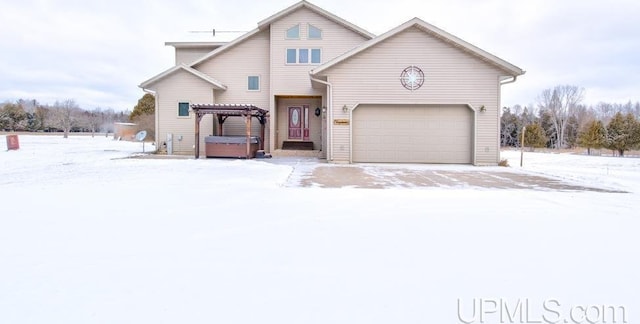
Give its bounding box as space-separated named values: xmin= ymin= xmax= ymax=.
xmin=178 ymin=102 xmax=189 ymax=117
xmin=308 ymin=24 xmax=322 ymax=39
xmin=310 ymin=48 xmax=321 ymax=64
xmin=286 ymin=48 xmax=297 ymax=64
xmin=299 ymin=49 xmax=309 ymax=63
xmin=286 ymin=24 xmax=300 ymax=39
xmin=286 ymin=48 xmax=322 ymax=64
xmin=247 ymin=76 xmax=260 ymax=91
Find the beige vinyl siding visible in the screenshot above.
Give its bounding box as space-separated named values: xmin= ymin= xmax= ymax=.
xmin=175 ymin=47 xmax=216 ymax=65
xmin=193 ymin=29 xmax=271 ymax=149
xmin=269 ymin=7 xmax=369 ymax=96
xmin=323 ymin=26 xmax=505 ymax=164
xmin=215 ymin=118 xmax=265 ymax=145
xmin=152 ymin=70 xmax=216 ymax=155
xmin=268 ymin=7 xmax=369 ymax=154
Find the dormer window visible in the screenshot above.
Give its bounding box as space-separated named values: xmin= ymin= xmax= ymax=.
xmin=286 ymin=24 xmax=300 ymax=39
xmin=308 ymin=24 xmax=322 ymax=39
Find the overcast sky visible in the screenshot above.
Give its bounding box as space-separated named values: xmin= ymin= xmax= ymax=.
xmin=1 ymin=0 xmax=639 ymax=111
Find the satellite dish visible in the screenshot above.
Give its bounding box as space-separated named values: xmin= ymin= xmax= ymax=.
xmin=135 ymin=130 xmax=147 ymax=142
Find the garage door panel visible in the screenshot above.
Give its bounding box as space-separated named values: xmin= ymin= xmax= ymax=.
xmin=353 ymin=105 xmax=473 ymax=164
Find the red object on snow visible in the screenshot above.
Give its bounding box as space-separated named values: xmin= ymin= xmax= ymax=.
xmin=6 ymin=134 xmax=19 ymax=150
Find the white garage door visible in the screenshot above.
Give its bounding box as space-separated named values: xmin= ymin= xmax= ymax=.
xmin=352 ymin=105 xmax=473 ymax=163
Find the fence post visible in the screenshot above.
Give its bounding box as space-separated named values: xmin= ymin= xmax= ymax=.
xmin=520 ymin=126 xmax=526 ymax=167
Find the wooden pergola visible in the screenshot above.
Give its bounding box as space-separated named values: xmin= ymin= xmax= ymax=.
xmin=191 ymin=104 xmax=269 ymax=159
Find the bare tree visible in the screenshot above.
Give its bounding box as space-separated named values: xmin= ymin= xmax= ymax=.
xmin=51 ymin=99 xmax=81 ymax=138
xmin=35 ymin=105 xmax=52 ymax=131
xmin=538 ymin=85 xmax=584 ymax=149
xmin=132 ymin=113 xmax=155 ymax=141
xmin=82 ymin=108 xmax=104 ymax=137
xmin=595 ymin=102 xmax=615 ymax=123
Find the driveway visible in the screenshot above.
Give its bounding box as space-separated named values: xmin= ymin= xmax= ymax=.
xmin=269 ymin=158 xmax=624 ymax=192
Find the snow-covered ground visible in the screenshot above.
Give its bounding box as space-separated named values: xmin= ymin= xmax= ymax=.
xmin=501 ymin=149 xmax=640 ymax=193
xmin=1 ymin=135 xmax=638 ymax=324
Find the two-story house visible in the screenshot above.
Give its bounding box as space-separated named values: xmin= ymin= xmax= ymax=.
xmin=139 ymin=0 xmax=524 ymax=165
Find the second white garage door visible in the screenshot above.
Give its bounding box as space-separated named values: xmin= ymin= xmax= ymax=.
xmin=352 ymin=104 xmax=473 ymax=163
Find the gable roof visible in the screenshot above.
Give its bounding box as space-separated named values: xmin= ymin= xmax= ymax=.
xmin=190 ymin=0 xmax=374 ymax=67
xmin=257 ymin=0 xmax=375 ymax=39
xmin=139 ymin=63 xmax=227 ymax=90
xmin=189 ymin=28 xmax=263 ymax=67
xmin=311 ymin=17 xmax=525 ymax=77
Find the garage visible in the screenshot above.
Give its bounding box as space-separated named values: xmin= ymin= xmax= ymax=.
xmin=352 ymin=104 xmax=474 ymax=164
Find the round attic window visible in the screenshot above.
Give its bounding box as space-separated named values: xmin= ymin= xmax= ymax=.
xmin=400 ymin=65 xmax=425 ymax=91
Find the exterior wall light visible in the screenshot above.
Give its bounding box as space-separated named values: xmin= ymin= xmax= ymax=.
xmin=479 ymin=105 xmax=486 ymax=112
xmin=342 ymin=105 xmax=348 ymax=113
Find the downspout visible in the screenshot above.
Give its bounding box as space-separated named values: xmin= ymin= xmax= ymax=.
xmin=141 ymin=88 xmax=158 ymax=149
xmin=309 ymin=75 xmax=333 ymax=161
xmin=472 ymin=104 xmax=478 ymax=165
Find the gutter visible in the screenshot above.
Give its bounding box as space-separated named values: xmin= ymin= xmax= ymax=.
xmin=309 ymin=75 xmax=334 ymax=161
xmin=500 ymin=75 xmax=518 ymax=85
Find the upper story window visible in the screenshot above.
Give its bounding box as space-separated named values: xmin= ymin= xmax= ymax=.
xmin=299 ymin=49 xmax=309 ymax=63
xmin=308 ymin=24 xmax=322 ymax=39
xmin=286 ymin=48 xmax=322 ymax=64
xmin=286 ymin=49 xmax=297 ymax=64
xmin=310 ymin=48 xmax=321 ymax=63
xmin=247 ymin=76 xmax=260 ymax=91
xmin=178 ymin=102 xmax=189 ymax=117
xmin=286 ymin=24 xmax=300 ymax=39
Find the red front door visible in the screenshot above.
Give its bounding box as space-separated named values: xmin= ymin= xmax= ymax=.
xmin=288 ymin=106 xmax=302 ymax=139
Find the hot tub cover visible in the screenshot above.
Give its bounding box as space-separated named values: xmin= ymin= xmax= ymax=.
xmin=205 ymin=136 xmax=259 ymax=144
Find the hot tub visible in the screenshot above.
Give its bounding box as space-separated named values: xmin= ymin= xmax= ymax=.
xmin=205 ymin=136 xmax=260 ymax=158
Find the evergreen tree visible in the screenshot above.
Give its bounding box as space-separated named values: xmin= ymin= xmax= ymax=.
xmin=538 ymin=110 xmax=556 ymax=148
xmin=565 ymin=115 xmax=580 ymax=148
xmin=130 ymin=93 xmax=155 ymax=121
xmin=2 ymin=103 xmax=27 ymax=131
xmin=522 ymin=123 xmax=548 ymax=151
xmin=500 ymin=107 xmax=519 ymax=147
xmin=0 ymin=105 xmax=8 ymax=130
xmin=577 ymin=120 xmax=607 ymax=155
xmin=605 ymin=112 xmax=640 ymax=157
xmin=129 ymin=93 xmax=156 ymax=141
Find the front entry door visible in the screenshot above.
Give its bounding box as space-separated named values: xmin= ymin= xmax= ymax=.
xmin=288 ymin=106 xmax=302 ymax=139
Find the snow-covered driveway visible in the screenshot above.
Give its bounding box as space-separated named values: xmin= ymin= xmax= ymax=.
xmin=279 ymin=160 xmax=625 ymax=192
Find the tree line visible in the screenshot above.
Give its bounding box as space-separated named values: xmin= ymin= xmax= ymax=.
xmin=501 ymin=85 xmax=640 ymax=156
xmin=0 ymin=99 xmax=130 ymax=138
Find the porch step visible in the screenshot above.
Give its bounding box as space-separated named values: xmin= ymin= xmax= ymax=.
xmin=271 ymin=149 xmax=323 ymax=158
xmin=282 ymin=141 xmax=314 ymax=150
